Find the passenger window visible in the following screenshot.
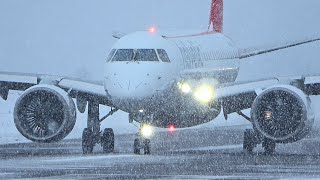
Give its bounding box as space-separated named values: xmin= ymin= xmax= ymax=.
xmin=112 ymin=49 xmax=134 ymax=61
xmin=106 ymin=49 xmax=116 ymax=62
xmin=157 ymin=49 xmax=170 ymax=62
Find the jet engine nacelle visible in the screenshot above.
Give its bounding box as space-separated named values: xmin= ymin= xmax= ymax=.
xmin=251 ymin=85 xmax=314 ymax=143
xmin=14 ymin=84 xmax=76 ymax=143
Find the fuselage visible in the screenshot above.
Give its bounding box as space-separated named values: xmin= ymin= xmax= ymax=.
xmin=104 ymin=31 xmax=240 ymax=128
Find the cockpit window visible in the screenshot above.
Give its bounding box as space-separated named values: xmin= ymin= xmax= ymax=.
xmin=157 ymin=49 xmax=170 ymax=62
xmin=106 ymin=49 xmax=116 ymax=62
xmin=112 ymin=49 xmax=159 ymax=62
xmin=134 ymin=49 xmax=158 ymax=62
xmin=112 ymin=49 xmax=134 ymax=61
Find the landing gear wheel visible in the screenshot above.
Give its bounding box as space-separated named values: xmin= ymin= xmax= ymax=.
xmin=102 ymin=128 xmax=114 ymax=153
xmin=243 ymin=129 xmax=256 ymax=153
xmin=263 ymin=138 xmax=276 ymax=155
xmin=134 ymin=138 xmax=140 ymax=155
xmin=144 ymin=139 xmax=151 ymax=155
xmin=82 ymin=128 xmax=94 ymax=154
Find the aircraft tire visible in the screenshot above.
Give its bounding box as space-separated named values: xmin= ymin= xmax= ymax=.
xmin=144 ymin=139 xmax=151 ymax=155
xmin=263 ymin=138 xmax=276 ymax=155
xmin=82 ymin=128 xmax=94 ymax=154
xmin=134 ymin=138 xmax=140 ymax=155
xmin=102 ymin=128 xmax=115 ymax=153
xmin=243 ymin=129 xmax=255 ymax=153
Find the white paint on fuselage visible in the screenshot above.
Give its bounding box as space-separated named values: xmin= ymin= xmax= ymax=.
xmin=104 ymin=31 xmax=241 ymax=127
xmin=169 ymin=32 xmax=240 ymax=82
xmin=105 ymin=61 xmax=176 ymax=100
xmin=104 ymin=31 xmax=179 ymax=96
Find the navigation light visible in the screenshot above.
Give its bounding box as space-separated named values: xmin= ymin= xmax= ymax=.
xmin=168 ymin=124 xmax=176 ymax=133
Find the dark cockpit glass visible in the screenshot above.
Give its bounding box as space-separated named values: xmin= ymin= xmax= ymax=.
xmin=157 ymin=49 xmax=170 ymax=62
xmin=106 ymin=49 xmax=116 ymax=62
xmin=134 ymin=49 xmax=158 ymax=62
xmin=112 ymin=49 xmax=134 ymax=61
xmin=112 ymin=49 xmax=159 ymax=62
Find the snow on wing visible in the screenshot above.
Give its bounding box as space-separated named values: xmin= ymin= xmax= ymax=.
xmin=0 ymin=71 xmax=112 ymax=106
xmin=215 ymin=75 xmax=320 ymax=117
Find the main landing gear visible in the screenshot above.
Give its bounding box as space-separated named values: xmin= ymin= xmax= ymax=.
xmin=82 ymin=102 xmax=118 ymax=154
xmin=243 ymin=129 xmax=276 ymax=155
xmin=238 ymin=111 xmax=276 ymax=155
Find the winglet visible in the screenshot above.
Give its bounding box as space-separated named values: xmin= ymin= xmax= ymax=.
xmin=208 ymin=0 xmax=223 ymax=33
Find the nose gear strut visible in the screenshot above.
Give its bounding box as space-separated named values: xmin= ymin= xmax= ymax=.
xmin=131 ymin=122 xmax=151 ymax=155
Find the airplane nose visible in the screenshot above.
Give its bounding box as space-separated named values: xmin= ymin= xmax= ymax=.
xmin=105 ymin=76 xmax=155 ymax=99
xmin=122 ymin=79 xmax=145 ymax=94
xmin=104 ymin=63 xmax=174 ymax=99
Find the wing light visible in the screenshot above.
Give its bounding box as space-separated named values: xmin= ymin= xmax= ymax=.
xmin=194 ymin=84 xmax=215 ymax=104
xmin=141 ymin=124 xmax=154 ymax=138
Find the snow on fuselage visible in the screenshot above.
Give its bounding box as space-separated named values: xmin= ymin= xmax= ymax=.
xmin=104 ymin=31 xmax=240 ymax=128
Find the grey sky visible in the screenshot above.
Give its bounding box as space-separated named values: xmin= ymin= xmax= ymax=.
xmin=0 ymin=0 xmax=319 ymax=80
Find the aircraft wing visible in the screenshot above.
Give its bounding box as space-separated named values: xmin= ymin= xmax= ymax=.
xmin=216 ymin=35 xmax=320 ymax=118
xmin=239 ymin=36 xmax=320 ymax=59
xmin=215 ymin=75 xmax=320 ymax=119
xmin=0 ymin=71 xmax=112 ymax=106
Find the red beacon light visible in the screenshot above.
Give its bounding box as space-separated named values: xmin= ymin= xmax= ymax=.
xmin=168 ymin=124 xmax=176 ymax=133
xmin=148 ymin=26 xmax=157 ymax=33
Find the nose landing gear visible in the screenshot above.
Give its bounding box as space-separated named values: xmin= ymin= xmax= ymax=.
xmin=133 ymin=123 xmax=152 ymax=155
xmin=133 ymin=138 xmax=151 ymax=155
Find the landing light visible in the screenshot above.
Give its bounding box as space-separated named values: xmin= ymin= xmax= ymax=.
xmin=141 ymin=124 xmax=154 ymax=138
xmin=178 ymin=82 xmax=191 ymax=94
xmin=194 ymin=85 xmax=214 ymax=104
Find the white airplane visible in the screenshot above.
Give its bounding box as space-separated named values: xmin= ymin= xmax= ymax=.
xmin=1 ymin=0 xmax=320 ymax=155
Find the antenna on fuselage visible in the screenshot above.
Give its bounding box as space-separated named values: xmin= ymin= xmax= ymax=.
xmin=112 ymin=31 xmax=126 ymax=39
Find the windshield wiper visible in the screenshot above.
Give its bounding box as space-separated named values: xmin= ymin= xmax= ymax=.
xmin=127 ymin=50 xmax=139 ymax=64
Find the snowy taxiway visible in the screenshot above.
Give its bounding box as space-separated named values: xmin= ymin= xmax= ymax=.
xmin=1 ymin=126 xmax=320 ymax=179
